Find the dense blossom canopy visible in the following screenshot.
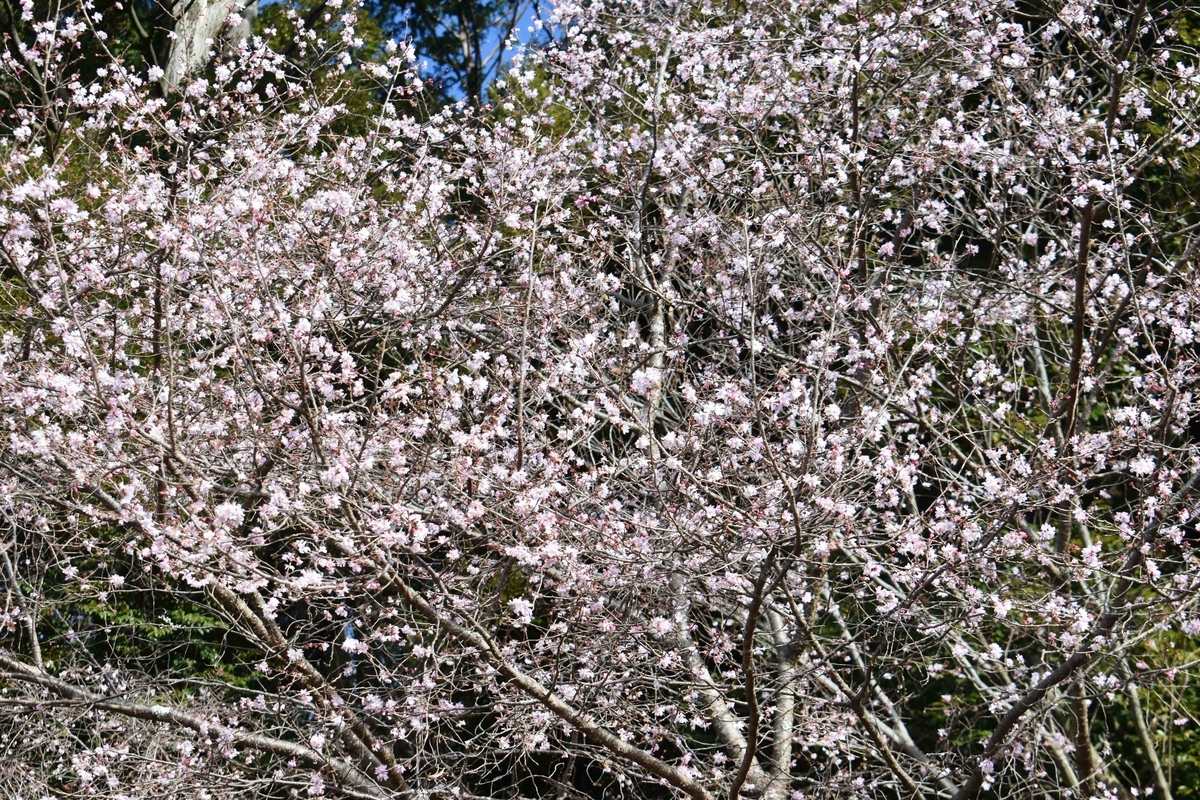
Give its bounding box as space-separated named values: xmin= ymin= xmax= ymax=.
xmin=0 ymin=0 xmax=1199 ymax=799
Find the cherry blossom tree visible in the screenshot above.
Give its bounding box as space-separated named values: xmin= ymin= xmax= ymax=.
xmin=1 ymin=0 xmax=1199 ymax=798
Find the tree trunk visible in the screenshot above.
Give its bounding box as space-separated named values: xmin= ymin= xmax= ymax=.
xmin=163 ymin=0 xmax=257 ymax=91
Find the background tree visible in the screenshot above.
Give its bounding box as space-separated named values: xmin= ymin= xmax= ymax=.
xmin=366 ymin=0 xmax=531 ymax=102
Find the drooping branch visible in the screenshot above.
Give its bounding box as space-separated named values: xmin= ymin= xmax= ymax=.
xmin=0 ymin=655 xmax=388 ymax=799
xmin=384 ymin=568 xmax=716 ymax=800
xmin=950 ymin=471 xmax=1200 ymax=800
